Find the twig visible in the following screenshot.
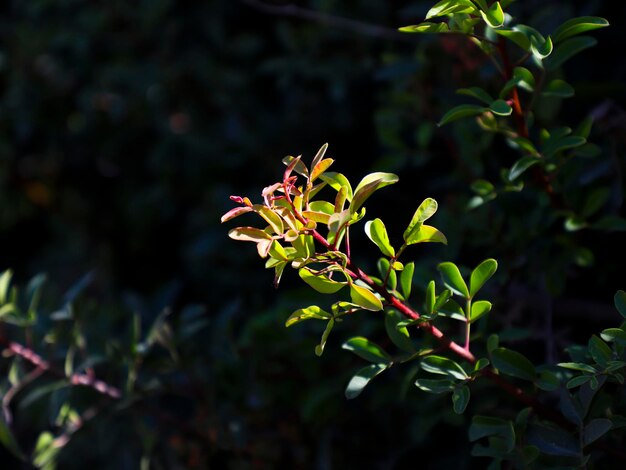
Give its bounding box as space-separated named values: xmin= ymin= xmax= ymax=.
xmin=240 ymin=0 xmax=414 ymax=42
xmin=1 ymin=339 xmax=122 ymax=400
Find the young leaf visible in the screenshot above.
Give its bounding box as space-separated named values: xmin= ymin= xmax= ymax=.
xmin=342 ymin=336 xmax=392 ymax=365
xmin=508 ymin=156 xmax=539 ymax=181
xmin=426 ymin=0 xmax=475 ymax=19
xmin=470 ymin=259 xmax=498 ymax=297
xmin=425 ymin=280 xmax=436 ymax=315
xmin=350 ymin=173 xmax=399 ymax=214
xmin=254 ymin=205 xmax=284 ymax=234
xmin=491 ymin=348 xmax=536 ymax=381
xmin=319 ymin=172 xmax=353 ymax=201
xmin=438 ymin=104 xmax=486 ymax=126
xmin=365 ymin=218 xmax=395 ymax=257
xmin=403 ymin=198 xmax=438 ymax=241
xmin=405 ymin=225 xmax=448 ymax=245
xmin=615 ymin=290 xmax=626 ymax=319
xmin=315 ymin=319 xmax=334 ymax=356
xmin=494 ymin=27 xmax=531 ymax=50
xmin=310 ymin=142 xmax=328 ymax=170
xmin=285 ymin=305 xmax=332 ymax=327
xmin=470 ymin=300 xmax=492 ymax=323
xmin=489 ymin=99 xmax=512 ymax=116
xmin=438 ymin=262 xmax=469 ymax=298
xmin=542 ymin=79 xmax=575 ymax=98
xmin=350 ymin=283 xmax=383 ymax=311
xmin=399 ymin=22 xmax=450 ymax=34
xmin=415 ymin=378 xmax=455 ymax=394
xmin=311 ymin=158 xmax=334 ymax=183
xmin=530 ymin=35 xmax=553 ymax=60
xmin=345 ymin=363 xmax=387 ymax=399
xmin=479 ymin=2 xmax=504 ymax=28
xmin=553 ymin=16 xmax=609 ymax=43
xmin=221 ymin=206 xmax=254 ymax=223
xmin=452 ymin=385 xmax=471 ymax=414
xmin=421 ymin=355 xmax=468 ymax=380
xmin=299 ymin=268 xmax=346 ymax=294
xmin=0 ymin=270 xmax=12 ymax=305
xmin=228 ymin=227 xmax=273 ymax=243
xmin=400 ymin=262 xmax=415 ymax=300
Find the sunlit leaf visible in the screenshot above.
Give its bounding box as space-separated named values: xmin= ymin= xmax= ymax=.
xmin=299 ymin=268 xmax=346 ymax=294
xmin=342 ymin=336 xmax=392 ymax=364
xmin=228 ymin=227 xmax=273 ymax=243
xmin=350 ymin=283 xmax=383 ymax=311
xmin=426 ymin=0 xmax=475 ymax=19
xmin=319 ymin=172 xmax=353 ymax=201
xmin=553 ymin=16 xmax=609 ymax=43
xmin=285 ymin=305 xmax=332 ymax=327
xmin=421 ymin=355 xmax=468 ymax=380
xmin=479 ymin=2 xmax=504 ymax=28
xmin=399 ymin=22 xmax=450 ymax=34
xmin=365 ymin=218 xmax=395 ymax=257
xmin=470 ymin=300 xmax=492 ymax=323
xmin=400 ymin=262 xmax=415 ymax=300
xmin=438 ymin=262 xmax=469 ymax=298
xmin=403 ymin=198 xmax=438 ymax=241
xmin=470 ymin=259 xmax=498 ymax=297
xmin=438 ymin=104 xmax=486 ymax=126
xmin=405 ymin=225 xmax=447 ymax=245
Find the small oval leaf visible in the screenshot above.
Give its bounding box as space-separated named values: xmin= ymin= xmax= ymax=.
xmin=492 ymin=348 xmax=536 ymax=381
xmin=438 ymin=262 xmax=469 ymax=298
xmin=350 ymin=283 xmax=383 ymax=311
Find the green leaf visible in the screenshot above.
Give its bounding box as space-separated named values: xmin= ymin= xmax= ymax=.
xmin=508 ymin=156 xmax=539 ymax=181
xmin=405 ymin=225 xmax=448 ymax=245
xmin=350 ymin=173 xmax=399 ymax=214
xmin=491 ymin=347 xmax=536 ymax=381
xmin=438 ymin=104 xmax=486 ymax=126
xmin=299 ymin=268 xmax=346 ymax=294
xmin=385 ymin=310 xmax=415 ymax=353
xmin=543 ymin=135 xmax=586 ymax=157
xmin=345 ymin=363 xmax=388 ymax=399
xmin=438 ymin=299 xmax=465 ymax=321
xmin=421 ymin=355 xmax=468 ymax=380
xmin=403 ymin=198 xmax=438 ymax=241
xmin=615 ymin=290 xmax=626 ymax=319
xmin=315 ymin=319 xmax=334 ymax=356
xmin=350 ymin=283 xmax=383 ymax=311
xmin=494 ymin=27 xmax=531 ymax=50
xmin=319 ymin=172 xmax=353 ymax=201
xmin=425 ymin=280 xmax=436 ymax=315
xmin=0 ymin=270 xmax=13 ymax=304
xmin=588 ymin=335 xmax=612 ymax=367
xmin=470 ymin=301 xmax=492 ymax=323
xmin=489 ymin=99 xmax=512 ymax=116
xmin=365 ymin=218 xmax=395 ymax=257
xmin=531 ymin=35 xmax=553 ymax=60
xmin=583 ymin=419 xmax=612 ymax=447
xmin=426 ymin=0 xmax=476 ymax=19
xmin=399 ymin=22 xmax=450 ymax=34
xmin=558 ymin=362 xmax=597 ymax=374
xmin=527 ymin=423 xmax=579 ymax=457
xmin=566 ymin=375 xmax=592 ymax=389
xmin=480 ymin=2 xmax=504 ymax=28
xmin=400 ymin=262 xmax=415 ymax=300
xmin=415 ymin=378 xmax=455 ymax=394
xmin=553 ymin=16 xmax=609 ymax=43
xmin=513 ymin=67 xmax=536 ymax=90
xmin=438 ymin=262 xmax=469 ymax=298
xmin=471 ymin=179 xmax=495 ymax=196
xmin=285 ymin=305 xmax=332 ymax=327
xmin=452 ymin=385 xmax=471 ymax=414
xmin=0 ymin=413 xmax=25 ymax=460
xmin=543 ymin=79 xmax=575 ymax=98
xmin=470 ymin=259 xmax=498 ymax=297
xmin=600 ymin=328 xmax=626 ymax=345
xmin=457 ymin=87 xmax=493 ymax=105
xmin=469 ymin=416 xmax=515 ymax=452
xmin=343 ymin=336 xmax=392 ymax=365
xmin=547 ymin=36 xmax=597 ymax=70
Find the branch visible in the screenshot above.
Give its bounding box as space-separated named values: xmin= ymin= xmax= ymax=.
xmin=1 ymin=338 xmax=122 ymax=400
xmin=240 ymin=0 xmax=414 ymax=42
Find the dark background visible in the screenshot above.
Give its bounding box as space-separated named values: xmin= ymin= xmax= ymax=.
xmin=0 ymin=0 xmax=625 ymax=468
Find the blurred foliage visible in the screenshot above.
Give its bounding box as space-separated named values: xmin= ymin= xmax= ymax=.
xmin=0 ymin=0 xmax=625 ymax=468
